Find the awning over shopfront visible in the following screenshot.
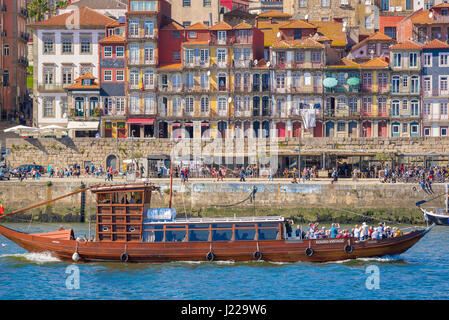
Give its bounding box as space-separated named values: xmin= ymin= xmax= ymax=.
xmin=67 ymin=121 xmax=100 ymax=130
xmin=127 ymin=118 xmax=154 ymax=125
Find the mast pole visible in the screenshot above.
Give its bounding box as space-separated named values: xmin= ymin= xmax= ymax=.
xmin=446 ymin=184 xmax=448 ymax=213
xmin=168 ymin=150 xmax=174 ymax=209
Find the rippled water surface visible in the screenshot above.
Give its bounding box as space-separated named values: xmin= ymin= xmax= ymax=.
xmin=1 ymin=223 xmax=448 ymax=300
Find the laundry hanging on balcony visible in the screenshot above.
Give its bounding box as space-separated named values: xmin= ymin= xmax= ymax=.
xmin=323 ymin=77 xmax=338 ymax=88
xmin=300 ymin=109 xmax=317 ymax=129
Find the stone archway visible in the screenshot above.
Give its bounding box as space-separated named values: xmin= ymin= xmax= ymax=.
xmin=106 ymin=154 xmax=118 ymax=170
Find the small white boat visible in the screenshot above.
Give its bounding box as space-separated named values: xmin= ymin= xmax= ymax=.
xmin=417 ymin=184 xmax=449 ymax=226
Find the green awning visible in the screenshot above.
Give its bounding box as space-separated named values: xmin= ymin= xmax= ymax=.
xmin=347 ymin=77 xmax=360 ymax=86
xmin=323 ymin=77 xmax=338 ymax=88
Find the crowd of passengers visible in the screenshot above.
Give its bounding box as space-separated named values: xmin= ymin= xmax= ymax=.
xmin=285 ymin=220 xmax=403 ymax=240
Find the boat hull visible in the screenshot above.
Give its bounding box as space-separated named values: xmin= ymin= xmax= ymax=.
xmin=0 ymin=224 xmax=433 ymax=263
xmin=421 ymin=208 xmax=449 ymax=226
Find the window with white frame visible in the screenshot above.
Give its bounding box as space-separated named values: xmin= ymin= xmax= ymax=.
xmin=43 ymin=34 xmax=55 ymax=54
xmin=144 ymin=70 xmax=154 ymax=88
xmin=299 ymin=0 xmax=307 ymax=7
xmin=218 ymin=97 xmax=227 ymax=114
xmin=144 ymin=46 xmax=154 ymax=64
xmin=402 ymin=99 xmax=408 ymax=110
xmin=62 ymin=67 xmax=73 ymax=85
xmin=424 ymin=127 xmax=431 ymax=136
xmin=217 ymin=31 xmax=227 ymax=44
xmin=116 ymin=97 xmax=125 ymax=114
xmin=423 ymin=102 xmax=431 ymax=115
xmin=130 ymin=95 xmax=140 ymax=114
xmin=409 ymin=52 xmax=418 ymax=68
xmin=440 ymin=76 xmax=448 ymax=93
xmin=200 ymin=49 xmax=209 ymax=63
xmin=129 ymin=44 xmax=140 ymax=64
xmin=104 ymin=70 xmax=113 ymax=81
xmin=411 ymin=124 xmax=419 ymax=135
xmin=423 ymin=53 xmax=432 ymax=67
xmin=60 ymin=97 xmax=68 ymax=117
xmin=200 ymin=73 xmax=209 ymax=89
xmin=411 ymin=100 xmax=419 ymax=116
xmin=402 ymin=123 xmax=408 ymax=133
xmin=172 ymin=97 xmax=182 ymax=116
xmin=185 ymin=97 xmax=194 ymax=114
xmin=116 ymin=46 xmax=124 ymax=58
xmin=128 ymin=21 xmax=139 ymax=37
xmin=144 ymin=95 xmax=155 ymax=114
xmin=217 ymin=49 xmax=227 ymax=62
xmin=200 ymin=96 xmax=209 ymax=114
xmin=144 ymin=21 xmax=154 ymax=37
xmin=378 ymin=97 xmax=387 ymax=115
xmin=185 ymin=49 xmax=194 ymax=64
xmin=393 ymin=53 xmax=402 ymax=67
xmin=185 ymin=73 xmax=194 ymax=89
xmin=402 ymin=75 xmax=408 ymax=87
xmin=349 ymin=97 xmax=358 ymax=113
xmin=104 ymin=46 xmax=112 ymax=58
xmin=172 ymin=74 xmax=182 ymax=91
xmin=423 ymin=76 xmax=432 ymax=93
xmin=392 ymin=100 xmax=400 ymax=116
xmin=440 ymin=53 xmax=449 ymax=66
xmin=61 ymin=35 xmax=73 ymax=54
xmin=411 ymin=76 xmax=419 ymax=93
xmin=276 ymin=73 xmax=285 ymax=88
xmin=116 ymin=70 xmax=124 ymax=82
xmin=43 ymin=97 xmax=55 ymax=117
xmin=43 ymin=67 xmax=54 ymax=84
xmin=311 ymin=51 xmax=321 ymax=63
xmin=441 ymin=102 xmax=448 ymax=115
xmin=129 ymin=69 xmax=139 ymax=88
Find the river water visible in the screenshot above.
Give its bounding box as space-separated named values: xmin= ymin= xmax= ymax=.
xmin=0 ymin=223 xmax=448 ymax=300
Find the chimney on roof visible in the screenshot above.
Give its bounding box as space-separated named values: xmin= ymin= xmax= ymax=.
xmin=269 ymin=17 xmax=273 ymax=24
xmin=255 ymin=17 xmax=259 ymax=28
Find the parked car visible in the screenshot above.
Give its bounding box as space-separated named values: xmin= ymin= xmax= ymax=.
xmin=0 ymin=167 xmax=10 ymax=180
xmin=10 ymin=164 xmax=44 ymax=177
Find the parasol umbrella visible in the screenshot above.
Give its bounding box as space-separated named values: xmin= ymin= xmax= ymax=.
xmin=323 ymin=77 xmax=338 ymax=88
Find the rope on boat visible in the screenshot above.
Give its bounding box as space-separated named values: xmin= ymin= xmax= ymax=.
xmin=210 ymin=185 xmax=258 ymax=208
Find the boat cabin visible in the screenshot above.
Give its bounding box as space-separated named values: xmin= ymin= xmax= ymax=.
xmin=142 ymin=216 xmax=284 ymax=243
xmin=92 ymin=183 xmax=157 ymax=242
xmin=91 ymin=183 xmax=285 ymax=243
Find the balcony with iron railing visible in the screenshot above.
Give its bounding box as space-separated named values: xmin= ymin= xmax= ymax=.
xmin=324 ymin=85 xmax=360 ymax=94
xmin=128 ymin=29 xmax=158 ymax=40
xmin=362 ymin=84 xmax=389 ymax=93
xmin=37 ymin=83 xmax=66 ymax=92
xmin=184 ymin=57 xmax=210 ymax=68
xmin=210 ymin=36 xmax=235 ymax=46
xmin=423 ymin=113 xmax=449 ymax=121
xmin=424 ymin=89 xmax=449 ymax=97
xmin=233 ymin=59 xmax=251 ymax=68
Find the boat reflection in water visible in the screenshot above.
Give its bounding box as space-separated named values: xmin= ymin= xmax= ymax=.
xmin=0 ymin=183 xmax=434 ymax=263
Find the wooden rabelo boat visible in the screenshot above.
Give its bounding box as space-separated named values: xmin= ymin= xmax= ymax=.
xmin=0 ymin=182 xmax=434 ymax=263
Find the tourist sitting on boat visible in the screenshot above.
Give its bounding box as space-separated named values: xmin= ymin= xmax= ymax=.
xmin=393 ymin=227 xmax=403 ymax=237
xmin=354 ymin=225 xmax=361 ymax=239
xmin=295 ymin=225 xmax=302 ymax=238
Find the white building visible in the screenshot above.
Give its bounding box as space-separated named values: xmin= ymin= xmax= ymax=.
xmin=28 ymin=7 xmax=119 ymax=128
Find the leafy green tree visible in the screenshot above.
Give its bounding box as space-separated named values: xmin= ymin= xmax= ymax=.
xmin=27 ymin=0 xmax=50 ymax=22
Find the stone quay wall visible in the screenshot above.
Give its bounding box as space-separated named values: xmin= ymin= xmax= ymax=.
xmin=0 ymin=180 xmax=443 ymax=215
xmin=3 ymin=136 xmax=449 ymax=169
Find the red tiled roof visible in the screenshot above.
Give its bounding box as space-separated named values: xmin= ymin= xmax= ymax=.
xmin=99 ymin=34 xmax=125 ymax=44
xmin=233 ymin=21 xmax=253 ymax=30
xmin=422 ymin=39 xmax=449 ymax=49
xmin=161 ymin=22 xmax=184 ymax=31
xmin=187 ymin=22 xmax=209 ymax=30
xmin=279 ymin=19 xmax=316 ymax=29
xmin=28 ymin=7 xmax=119 ymax=28
xmin=351 ymin=32 xmax=395 ymax=52
xmin=391 ymin=40 xmax=422 ymax=50
xmin=209 ymin=21 xmax=233 ymax=31
xmin=360 ymin=57 xmax=389 ymax=68
xmin=328 ymin=58 xmax=360 ymax=68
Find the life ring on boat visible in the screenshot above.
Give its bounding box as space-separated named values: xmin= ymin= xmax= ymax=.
xmin=120 ymin=253 xmax=129 ymax=262
xmin=344 ymin=244 xmax=354 ymax=254
xmin=412 ymin=186 xmax=417 ymax=192
xmin=253 ymin=251 xmax=263 ymax=261
xmin=206 ymin=251 xmax=215 ymax=262
xmin=305 ymin=247 xmax=314 ymax=257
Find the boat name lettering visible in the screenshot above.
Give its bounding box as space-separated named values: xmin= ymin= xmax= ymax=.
xmin=315 ymin=239 xmax=345 ymax=244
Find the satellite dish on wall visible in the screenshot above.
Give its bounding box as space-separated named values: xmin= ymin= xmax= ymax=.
xmin=305 ymin=14 xmax=309 ymax=20
xmin=207 ymin=70 xmax=210 ymax=76
xmin=254 ymin=59 xmax=258 ymax=66
xmin=429 ymin=11 xmax=434 ymax=19
xmin=266 ymin=61 xmax=271 ymax=67
xmin=228 ymin=97 xmax=232 ymax=103
xmin=277 ymin=32 xmax=281 ymax=38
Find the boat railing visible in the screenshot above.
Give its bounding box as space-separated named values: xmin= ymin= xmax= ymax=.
xmin=143 ymin=216 xmax=285 ymax=224
xmin=422 ymin=207 xmax=449 ymax=215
